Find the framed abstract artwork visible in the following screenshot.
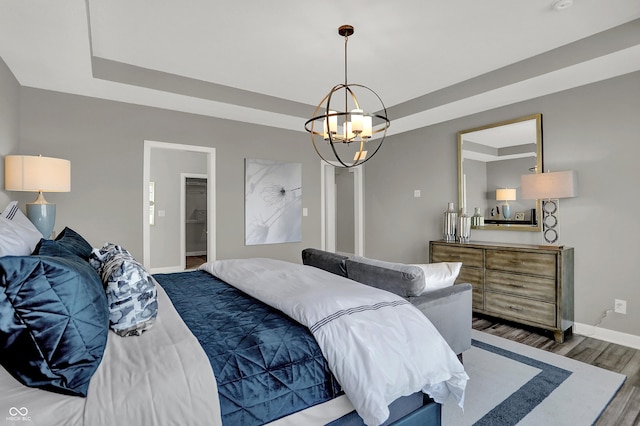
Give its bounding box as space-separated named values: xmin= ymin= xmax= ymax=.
xmin=245 ymin=159 xmax=302 ymax=245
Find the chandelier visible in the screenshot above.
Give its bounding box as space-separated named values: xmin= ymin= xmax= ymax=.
xmin=304 ymin=25 xmax=390 ymax=168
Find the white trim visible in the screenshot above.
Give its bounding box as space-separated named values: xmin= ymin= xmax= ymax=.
xmin=143 ymin=141 xmax=216 ymax=272
xmin=320 ymin=162 xmax=335 ymax=252
xmin=186 ymin=251 xmax=207 ymax=257
xmin=351 ymin=166 xmax=365 ymax=256
xmin=320 ymin=161 xmax=364 ymax=256
xmin=574 ymin=322 xmax=640 ymax=350
xmin=150 ymin=266 xmax=185 ymax=274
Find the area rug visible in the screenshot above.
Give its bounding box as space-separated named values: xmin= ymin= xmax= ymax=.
xmin=442 ymin=330 xmax=626 ymax=426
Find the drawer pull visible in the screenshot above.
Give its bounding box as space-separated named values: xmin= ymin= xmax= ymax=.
xmin=508 ymin=305 xmax=524 ymax=311
xmin=510 ymin=260 xmax=525 ymax=264
xmin=509 ymin=284 xmax=525 ymax=288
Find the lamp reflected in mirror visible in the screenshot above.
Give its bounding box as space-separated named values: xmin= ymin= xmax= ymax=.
xmin=496 ymin=188 xmax=516 ymax=219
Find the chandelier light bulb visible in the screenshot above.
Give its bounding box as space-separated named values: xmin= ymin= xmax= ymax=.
xmin=351 ymin=109 xmax=364 ymax=133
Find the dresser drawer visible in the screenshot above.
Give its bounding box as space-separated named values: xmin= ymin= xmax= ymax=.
xmin=485 ymin=270 xmax=555 ymax=302
xmin=485 ymin=292 xmax=556 ymax=327
xmin=486 ymin=250 xmax=556 ymax=278
xmin=431 ymin=244 xmax=483 ymax=268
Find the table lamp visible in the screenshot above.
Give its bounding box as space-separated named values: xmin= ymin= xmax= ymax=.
xmin=4 ymin=155 xmax=71 ymax=239
xmin=521 ymin=170 xmax=577 ymax=244
xmin=496 ymin=188 xmax=516 ymax=220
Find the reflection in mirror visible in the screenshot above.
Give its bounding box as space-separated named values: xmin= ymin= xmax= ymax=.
xmin=458 ymin=114 xmax=543 ymax=232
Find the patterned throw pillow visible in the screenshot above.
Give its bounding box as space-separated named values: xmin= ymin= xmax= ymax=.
xmin=90 ymin=243 xmax=158 ymax=337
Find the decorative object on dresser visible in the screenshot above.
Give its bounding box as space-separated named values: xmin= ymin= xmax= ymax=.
xmin=521 ymin=170 xmax=578 ymax=245
xmin=430 ymin=240 xmax=574 ymax=343
xmin=457 ymin=210 xmax=471 ymax=242
xmin=4 ymin=155 xmax=71 ymax=238
xmin=443 ymin=202 xmax=458 ymax=242
xmin=471 ymin=207 xmax=484 ymax=227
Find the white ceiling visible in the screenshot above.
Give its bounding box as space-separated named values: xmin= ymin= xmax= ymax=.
xmin=1 ymin=0 xmax=639 ymax=136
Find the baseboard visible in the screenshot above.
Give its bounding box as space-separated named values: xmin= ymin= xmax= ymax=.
xmin=149 ymin=265 xmax=184 ymax=274
xmin=574 ymin=322 xmax=640 ymax=350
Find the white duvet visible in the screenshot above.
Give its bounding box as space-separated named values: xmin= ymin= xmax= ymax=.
xmin=201 ymin=258 xmax=468 ymax=426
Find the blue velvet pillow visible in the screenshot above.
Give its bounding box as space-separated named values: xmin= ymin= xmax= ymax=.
xmin=54 ymin=227 xmax=93 ymax=261
xmin=0 ymin=254 xmax=109 ymax=397
xmin=34 ymin=238 xmax=78 ymax=259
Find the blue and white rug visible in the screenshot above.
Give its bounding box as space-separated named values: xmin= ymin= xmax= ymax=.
xmin=443 ymin=330 xmax=626 ymax=426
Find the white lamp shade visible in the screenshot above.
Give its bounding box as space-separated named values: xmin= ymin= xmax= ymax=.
xmin=496 ymin=188 xmax=516 ymax=201
xmin=521 ymin=170 xmax=577 ymax=200
xmin=5 ymin=155 xmax=71 ymax=193
xmin=351 ymin=109 xmax=363 ymax=132
xmin=361 ymin=116 xmax=373 ymax=138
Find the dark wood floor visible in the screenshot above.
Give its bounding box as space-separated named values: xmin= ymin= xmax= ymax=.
xmin=473 ymin=316 xmax=640 ymax=426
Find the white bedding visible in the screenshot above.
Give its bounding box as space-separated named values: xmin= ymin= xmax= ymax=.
xmin=201 ymin=258 xmax=468 ymax=426
xmin=0 ymin=283 xmax=222 ymax=426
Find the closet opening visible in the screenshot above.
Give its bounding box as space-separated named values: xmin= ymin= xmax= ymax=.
xmin=184 ymin=175 xmax=207 ymax=269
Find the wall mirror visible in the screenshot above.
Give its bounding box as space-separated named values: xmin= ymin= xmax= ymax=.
xmin=458 ymin=113 xmax=543 ymax=232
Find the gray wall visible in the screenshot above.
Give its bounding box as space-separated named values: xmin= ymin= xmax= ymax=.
xmin=0 ymin=57 xmax=20 ymax=208
xmin=2 ymin=60 xmax=638 ymax=337
xmin=365 ymin=71 xmax=640 ymax=337
xmin=336 ymin=167 xmax=355 ymax=254
xmin=13 ymin=88 xmax=322 ymax=264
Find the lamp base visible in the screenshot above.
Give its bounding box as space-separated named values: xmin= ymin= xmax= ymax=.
xmin=27 ymin=202 xmax=56 ymax=239
xmin=501 ymin=204 xmax=511 ymax=220
xmin=541 ymin=199 xmax=559 ymax=245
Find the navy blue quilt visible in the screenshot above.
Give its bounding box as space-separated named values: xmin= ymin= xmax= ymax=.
xmin=153 ymin=270 xmax=341 ymax=425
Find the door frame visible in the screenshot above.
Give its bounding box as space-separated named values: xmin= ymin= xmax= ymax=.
xmin=143 ymin=141 xmax=216 ymax=272
xmin=320 ymin=161 xmax=364 ymax=255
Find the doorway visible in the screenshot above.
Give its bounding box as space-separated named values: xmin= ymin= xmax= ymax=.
xmin=183 ymin=174 xmax=208 ymax=270
xmin=143 ymin=141 xmax=216 ymax=273
xmin=321 ymin=162 xmax=364 ymax=256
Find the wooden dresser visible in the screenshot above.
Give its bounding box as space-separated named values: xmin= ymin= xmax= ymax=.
xmin=429 ymin=240 xmax=574 ymax=342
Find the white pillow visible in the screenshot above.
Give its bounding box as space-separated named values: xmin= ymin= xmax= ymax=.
xmin=0 ymin=201 xmax=42 ymax=256
xmin=412 ymin=262 xmax=462 ymax=293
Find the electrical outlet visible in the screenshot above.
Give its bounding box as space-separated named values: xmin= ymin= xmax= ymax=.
xmin=614 ymin=299 xmax=627 ymax=314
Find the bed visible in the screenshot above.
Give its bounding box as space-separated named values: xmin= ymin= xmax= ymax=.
xmin=0 ymin=210 xmax=467 ymax=425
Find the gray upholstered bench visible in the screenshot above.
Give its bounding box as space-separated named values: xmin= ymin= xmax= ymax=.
xmin=302 ymin=248 xmax=472 ymax=356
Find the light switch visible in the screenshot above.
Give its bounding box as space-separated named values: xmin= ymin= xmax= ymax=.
xmin=158 ymin=210 xmax=166 ymax=217
xmin=414 ymin=190 xmax=421 ymax=198
xmin=303 ymin=208 xmax=308 ymax=217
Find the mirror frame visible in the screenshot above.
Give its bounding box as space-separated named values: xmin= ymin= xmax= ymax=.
xmin=457 ymin=113 xmax=543 ymax=232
